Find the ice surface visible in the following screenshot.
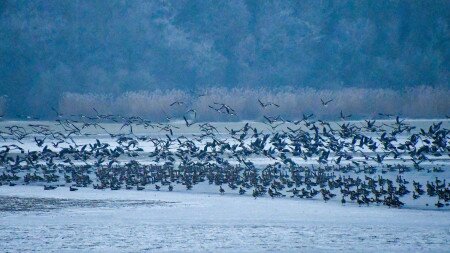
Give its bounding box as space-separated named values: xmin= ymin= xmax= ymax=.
xmin=0 ymin=185 xmax=449 ymax=252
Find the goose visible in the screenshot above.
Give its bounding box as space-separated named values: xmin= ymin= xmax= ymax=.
xmin=320 ymin=98 xmax=333 ymax=106
xmin=258 ymin=99 xmax=280 ymax=108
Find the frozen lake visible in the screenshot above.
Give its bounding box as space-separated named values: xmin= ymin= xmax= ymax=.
xmin=1 ymin=185 xmax=449 ymax=252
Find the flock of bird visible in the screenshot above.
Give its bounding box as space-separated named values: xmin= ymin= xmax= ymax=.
xmin=0 ymin=98 xmax=449 ymax=209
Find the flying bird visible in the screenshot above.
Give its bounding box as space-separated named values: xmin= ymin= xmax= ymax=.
xmin=258 ymin=99 xmax=280 ymax=108
xmin=170 ymin=101 xmax=185 ymax=107
xmin=340 ymin=110 xmax=352 ymax=120
xmin=320 ymin=98 xmax=333 ymax=106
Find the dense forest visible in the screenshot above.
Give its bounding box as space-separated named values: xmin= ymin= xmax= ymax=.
xmin=0 ymin=0 xmax=449 ymax=118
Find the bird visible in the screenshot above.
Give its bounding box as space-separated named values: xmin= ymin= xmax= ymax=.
xmin=44 ymin=185 xmax=57 ymax=190
xmin=258 ymin=99 xmax=280 ymax=108
xmin=186 ymin=109 xmax=197 ymax=119
xmin=183 ymin=116 xmax=195 ymax=127
xmin=170 ymin=101 xmax=185 ymax=107
xmin=320 ymin=98 xmax=333 ymax=106
xmin=378 ymin=113 xmax=394 ymax=118
xmin=51 ymin=107 xmax=63 ymax=118
xmin=209 ymin=103 xmax=237 ymax=116
xmin=340 ymin=110 xmax=352 ymax=120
